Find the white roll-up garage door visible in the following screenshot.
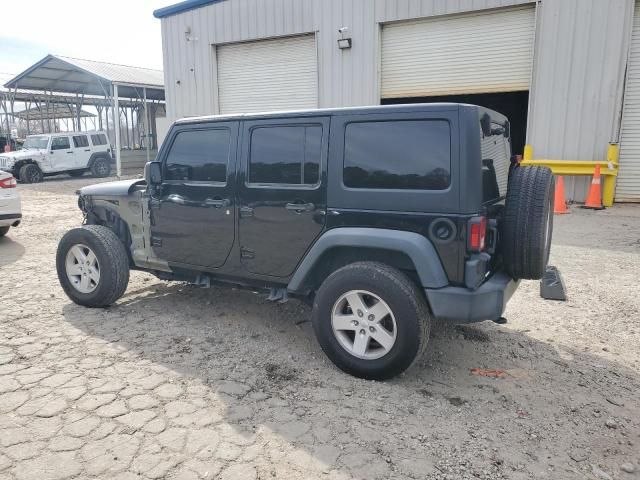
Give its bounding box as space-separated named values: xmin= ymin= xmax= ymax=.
xmin=618 ymin=1 xmax=640 ymax=202
xmin=216 ymin=35 xmax=317 ymax=115
xmin=381 ymin=6 xmax=536 ymax=98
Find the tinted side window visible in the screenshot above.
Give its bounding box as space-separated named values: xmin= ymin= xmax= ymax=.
xmin=480 ymin=114 xmax=510 ymax=202
xmin=165 ymin=129 xmax=230 ymax=182
xmin=51 ymin=137 xmax=71 ymax=150
xmin=90 ymin=134 xmax=108 ymax=146
xmin=343 ymin=120 xmax=451 ymax=190
xmin=249 ymin=125 xmax=322 ymax=185
xmin=73 ymin=135 xmax=89 ymax=148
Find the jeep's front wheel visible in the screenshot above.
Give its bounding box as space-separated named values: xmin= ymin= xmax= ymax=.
xmin=56 ymin=225 xmax=130 ymax=307
xmin=312 ymin=262 xmax=430 ymax=380
xmin=19 ymin=163 xmax=43 ymax=183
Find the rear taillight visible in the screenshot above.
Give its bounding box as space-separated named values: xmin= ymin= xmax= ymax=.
xmin=0 ymin=176 xmax=17 ymax=188
xmin=468 ymin=216 xmax=487 ymax=252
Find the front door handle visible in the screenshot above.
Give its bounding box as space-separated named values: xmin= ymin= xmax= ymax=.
xmin=166 ymin=194 xmax=201 ymax=206
xmin=66 ymin=151 xmax=74 ymax=154
xmin=285 ymin=202 xmax=315 ymax=213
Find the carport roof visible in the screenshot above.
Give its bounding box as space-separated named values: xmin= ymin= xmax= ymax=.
xmin=13 ymin=104 xmax=95 ymax=121
xmin=3 ymin=55 xmax=165 ymax=101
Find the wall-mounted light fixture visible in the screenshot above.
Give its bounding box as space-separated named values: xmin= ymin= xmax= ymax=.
xmin=185 ymin=26 xmax=198 ymax=42
xmin=337 ymin=27 xmax=352 ymax=50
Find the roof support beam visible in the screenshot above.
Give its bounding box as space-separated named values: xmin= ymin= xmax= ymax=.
xmin=113 ymin=83 xmax=121 ymax=178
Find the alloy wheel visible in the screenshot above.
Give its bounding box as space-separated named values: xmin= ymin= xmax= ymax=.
xmin=65 ymin=244 xmax=101 ymax=293
xmin=331 ymin=290 xmax=397 ymax=360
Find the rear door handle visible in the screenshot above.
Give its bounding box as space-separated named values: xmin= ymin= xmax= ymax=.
xmin=66 ymin=151 xmax=74 ymax=154
xmin=204 ymin=197 xmax=230 ymax=208
xmin=285 ymin=202 xmax=315 ymax=213
xmin=84 ymin=149 xmax=91 ymax=152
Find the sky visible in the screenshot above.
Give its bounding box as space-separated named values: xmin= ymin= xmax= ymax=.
xmin=0 ymin=0 xmax=175 ymax=77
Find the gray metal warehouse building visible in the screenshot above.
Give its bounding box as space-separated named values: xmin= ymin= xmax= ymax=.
xmin=154 ymin=0 xmax=639 ymax=202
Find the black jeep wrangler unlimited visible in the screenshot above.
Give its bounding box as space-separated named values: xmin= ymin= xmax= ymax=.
xmin=56 ymin=104 xmax=554 ymax=380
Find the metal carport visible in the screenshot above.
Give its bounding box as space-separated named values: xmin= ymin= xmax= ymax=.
xmin=3 ymin=55 xmax=165 ymax=176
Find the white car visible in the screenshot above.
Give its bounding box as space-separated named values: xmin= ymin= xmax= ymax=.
xmin=0 ymin=131 xmax=113 ymax=183
xmin=0 ymin=171 xmax=21 ymax=237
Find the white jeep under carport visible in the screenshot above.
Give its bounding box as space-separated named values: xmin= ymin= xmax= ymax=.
xmin=0 ymin=131 xmax=113 ymax=183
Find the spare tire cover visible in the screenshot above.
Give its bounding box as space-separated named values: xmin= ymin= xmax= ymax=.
xmin=502 ymin=166 xmax=554 ymax=280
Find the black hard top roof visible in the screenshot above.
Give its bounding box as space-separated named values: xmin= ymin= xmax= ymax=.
xmin=174 ymin=102 xmax=497 ymax=125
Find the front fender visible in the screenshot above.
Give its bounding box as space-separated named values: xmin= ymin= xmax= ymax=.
xmin=287 ymin=227 xmax=449 ymax=292
xmin=80 ymin=179 xmax=146 ymax=197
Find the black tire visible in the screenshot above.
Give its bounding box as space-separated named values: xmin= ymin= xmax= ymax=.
xmin=19 ymin=163 xmax=43 ymax=184
xmin=503 ymin=166 xmax=555 ymax=280
xmin=311 ymin=262 xmax=430 ymax=380
xmin=90 ymin=157 xmax=111 ymax=178
xmin=0 ymin=226 xmax=9 ymax=237
xmin=68 ymin=170 xmax=85 ymax=178
xmin=56 ymin=225 xmax=130 ymax=307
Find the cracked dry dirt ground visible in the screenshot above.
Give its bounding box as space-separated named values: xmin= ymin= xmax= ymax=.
xmin=1 ymin=176 xmax=639 ymax=480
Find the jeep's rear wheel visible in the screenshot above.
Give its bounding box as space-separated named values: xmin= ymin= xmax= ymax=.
xmin=503 ymin=166 xmax=554 ymax=280
xmin=312 ymin=262 xmax=430 ymax=380
xmin=19 ymin=163 xmax=43 ymax=183
xmin=91 ymin=157 xmax=111 ymax=178
xmin=56 ymin=225 xmax=130 ymax=307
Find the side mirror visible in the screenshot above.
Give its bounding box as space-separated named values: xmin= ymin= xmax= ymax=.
xmin=145 ymin=162 xmax=162 ymax=185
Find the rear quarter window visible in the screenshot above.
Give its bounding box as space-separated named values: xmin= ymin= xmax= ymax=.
xmin=343 ymin=120 xmax=451 ymax=190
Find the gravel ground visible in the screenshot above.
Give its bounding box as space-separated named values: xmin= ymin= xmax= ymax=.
xmin=0 ymin=175 xmax=639 ymax=480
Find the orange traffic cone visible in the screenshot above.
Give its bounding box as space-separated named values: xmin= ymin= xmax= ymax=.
xmin=554 ymin=176 xmax=569 ymax=214
xmin=582 ymin=164 xmax=604 ymax=210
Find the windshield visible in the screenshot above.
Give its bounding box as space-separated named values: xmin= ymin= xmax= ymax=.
xmin=22 ymin=135 xmax=50 ymax=150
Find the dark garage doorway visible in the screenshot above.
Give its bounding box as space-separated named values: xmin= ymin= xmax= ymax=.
xmin=382 ymin=91 xmax=529 ymax=157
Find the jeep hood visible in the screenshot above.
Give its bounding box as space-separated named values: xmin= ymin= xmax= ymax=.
xmin=1 ymin=149 xmax=46 ymax=160
xmin=80 ymin=179 xmax=146 ymax=197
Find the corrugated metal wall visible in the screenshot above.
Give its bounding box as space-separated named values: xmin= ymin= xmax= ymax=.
xmin=160 ymin=0 xmax=532 ymax=119
xmin=160 ymin=0 xmax=634 ymax=200
xmin=618 ymin=0 xmax=640 ymax=201
xmin=527 ymin=0 xmax=634 ymax=200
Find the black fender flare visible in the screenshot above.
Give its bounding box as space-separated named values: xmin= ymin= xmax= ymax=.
xmin=287 ymin=227 xmax=449 ymax=293
xmin=87 ymin=152 xmax=113 ymax=169
xmin=13 ymin=158 xmax=36 ymax=171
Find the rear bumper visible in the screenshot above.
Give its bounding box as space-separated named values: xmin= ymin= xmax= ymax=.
xmin=425 ymin=273 xmax=520 ymax=324
xmin=0 ymin=195 xmax=22 ymax=227
xmin=0 ymin=213 xmax=22 ymax=227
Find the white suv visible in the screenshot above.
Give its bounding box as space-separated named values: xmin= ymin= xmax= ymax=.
xmin=0 ymin=131 xmax=113 ymax=183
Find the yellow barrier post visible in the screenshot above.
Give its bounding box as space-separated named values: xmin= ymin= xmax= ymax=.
xmin=602 ymin=143 xmax=619 ymax=207
xmin=523 ymin=144 xmax=533 ymax=162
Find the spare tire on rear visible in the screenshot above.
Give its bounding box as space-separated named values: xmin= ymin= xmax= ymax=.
xmin=502 ymin=166 xmax=554 ymax=280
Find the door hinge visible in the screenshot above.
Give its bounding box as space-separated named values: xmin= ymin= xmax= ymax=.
xmin=240 ymin=247 xmax=255 ymax=259
xmin=151 ymin=236 xmax=162 ymax=247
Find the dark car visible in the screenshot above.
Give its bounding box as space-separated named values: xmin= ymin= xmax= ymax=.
xmin=55 ymin=104 xmax=554 ymax=379
xmin=0 ymin=135 xmax=16 ymax=152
